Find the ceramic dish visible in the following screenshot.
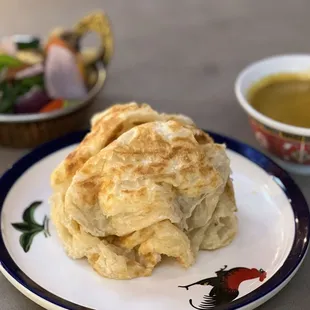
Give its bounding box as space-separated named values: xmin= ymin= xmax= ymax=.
xmin=235 ymin=54 xmax=310 ymax=175
xmin=0 ymin=130 xmax=309 ymax=310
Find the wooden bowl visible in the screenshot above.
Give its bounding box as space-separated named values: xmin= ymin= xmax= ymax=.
xmin=0 ymin=63 xmax=106 ymax=148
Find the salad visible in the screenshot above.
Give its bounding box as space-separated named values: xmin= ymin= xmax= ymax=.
xmin=0 ymin=11 xmax=112 ymax=115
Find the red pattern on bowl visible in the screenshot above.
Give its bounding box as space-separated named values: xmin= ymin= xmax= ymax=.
xmin=250 ymin=118 xmax=310 ymax=165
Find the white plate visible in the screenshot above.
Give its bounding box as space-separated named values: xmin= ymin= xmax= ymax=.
xmin=0 ymin=131 xmax=309 ymax=310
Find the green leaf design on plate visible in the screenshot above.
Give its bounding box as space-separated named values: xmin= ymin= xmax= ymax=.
xmin=22 ymin=200 xmax=42 ymax=225
xmin=11 ymin=200 xmax=50 ymax=253
xmin=11 ymin=222 xmax=40 ymax=232
xmin=19 ymin=231 xmax=40 ymax=253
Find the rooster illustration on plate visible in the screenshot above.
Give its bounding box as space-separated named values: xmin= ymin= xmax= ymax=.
xmin=179 ymin=265 xmax=267 ymax=309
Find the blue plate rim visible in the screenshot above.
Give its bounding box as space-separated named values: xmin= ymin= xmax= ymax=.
xmin=0 ymin=130 xmax=309 ymax=310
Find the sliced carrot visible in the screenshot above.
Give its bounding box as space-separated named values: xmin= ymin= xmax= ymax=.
xmin=40 ymin=99 xmax=64 ymax=113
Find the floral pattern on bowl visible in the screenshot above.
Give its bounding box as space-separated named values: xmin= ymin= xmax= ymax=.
xmin=250 ymin=118 xmax=310 ymax=165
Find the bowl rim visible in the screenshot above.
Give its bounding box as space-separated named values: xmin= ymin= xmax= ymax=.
xmin=0 ymin=62 xmax=106 ymax=123
xmin=235 ymin=53 xmax=310 ymax=137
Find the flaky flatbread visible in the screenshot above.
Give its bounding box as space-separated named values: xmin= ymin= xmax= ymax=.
xmin=50 ymin=103 xmax=237 ymax=279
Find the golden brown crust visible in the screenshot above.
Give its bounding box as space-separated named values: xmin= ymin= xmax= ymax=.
xmin=51 ymin=102 xmax=195 ymax=192
xmin=50 ymin=103 xmax=237 ymax=279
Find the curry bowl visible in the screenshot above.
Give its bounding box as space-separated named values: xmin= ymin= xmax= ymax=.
xmin=235 ymin=54 xmax=310 ymax=175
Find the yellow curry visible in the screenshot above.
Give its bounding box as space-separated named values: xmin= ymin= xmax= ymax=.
xmin=247 ymin=73 xmax=310 ymax=128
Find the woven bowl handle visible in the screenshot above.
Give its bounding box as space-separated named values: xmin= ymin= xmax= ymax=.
xmin=74 ymin=11 xmax=114 ymax=67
